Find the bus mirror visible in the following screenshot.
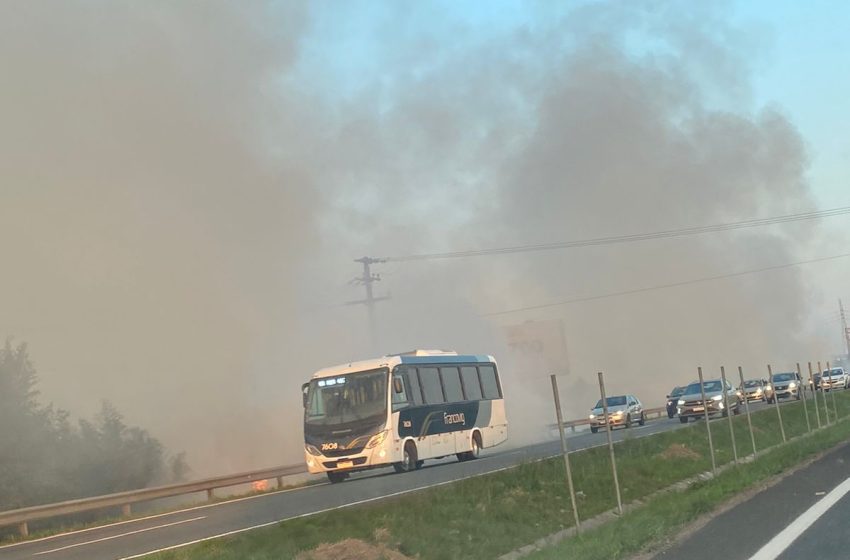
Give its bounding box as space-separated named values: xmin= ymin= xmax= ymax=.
xmin=301 ymin=383 xmax=309 ymax=408
xmin=393 ymin=377 xmax=403 ymax=394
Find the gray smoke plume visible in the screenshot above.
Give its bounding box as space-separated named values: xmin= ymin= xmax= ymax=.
xmin=0 ymin=1 xmax=841 ymax=472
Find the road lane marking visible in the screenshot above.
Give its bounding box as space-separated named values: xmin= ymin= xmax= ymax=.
xmin=117 ymin=425 xmax=683 ymax=559
xmin=33 ymin=516 xmax=206 ymax=555
xmin=749 ymin=477 xmax=850 ymax=560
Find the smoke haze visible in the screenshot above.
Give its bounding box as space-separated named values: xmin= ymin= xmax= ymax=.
xmin=1 ymin=1 xmax=845 ymax=473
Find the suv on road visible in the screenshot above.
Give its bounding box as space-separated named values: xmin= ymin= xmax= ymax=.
xmin=677 ymin=379 xmax=741 ymax=423
xmin=768 ymin=372 xmax=804 ymax=402
xmin=589 ymin=394 xmax=645 ymax=433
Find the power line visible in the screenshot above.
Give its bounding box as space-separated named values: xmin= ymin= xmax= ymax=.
xmin=482 ymin=252 xmax=850 ymax=317
xmin=384 ymin=206 xmax=850 ymax=262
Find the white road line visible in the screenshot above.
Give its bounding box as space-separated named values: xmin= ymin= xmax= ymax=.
xmin=749 ymin=477 xmax=850 ymax=560
xmin=117 ymin=425 xmax=681 ymax=559
xmin=33 ymin=516 xmax=206 ymax=555
xmin=0 ymin=482 xmax=327 ymax=551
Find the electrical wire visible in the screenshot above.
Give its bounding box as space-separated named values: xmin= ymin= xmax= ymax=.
xmin=383 ymin=206 xmax=850 ymax=262
xmin=482 ymin=252 xmax=850 ymax=317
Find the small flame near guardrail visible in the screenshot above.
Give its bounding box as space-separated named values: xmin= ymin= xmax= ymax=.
xmin=252 ymin=480 xmax=270 ymax=492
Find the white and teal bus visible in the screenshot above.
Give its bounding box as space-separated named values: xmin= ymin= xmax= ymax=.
xmin=302 ymin=350 xmax=508 ymax=483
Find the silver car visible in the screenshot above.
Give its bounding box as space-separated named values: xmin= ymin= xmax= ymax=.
xmin=589 ymin=394 xmax=645 ymax=433
xmin=677 ymin=379 xmax=741 ymax=423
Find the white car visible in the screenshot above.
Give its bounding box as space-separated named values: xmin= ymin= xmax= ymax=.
xmin=820 ymin=367 xmax=849 ymax=390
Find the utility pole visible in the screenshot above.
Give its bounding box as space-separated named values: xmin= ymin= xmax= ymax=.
xmin=347 ymin=257 xmax=389 ymax=352
xmin=840 ymin=299 xmax=850 ymax=357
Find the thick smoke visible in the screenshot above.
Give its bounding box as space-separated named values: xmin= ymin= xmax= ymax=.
xmin=0 ymin=1 xmax=841 ymax=473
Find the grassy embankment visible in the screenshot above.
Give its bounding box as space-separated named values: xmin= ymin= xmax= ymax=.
xmin=149 ymin=391 xmax=850 ymax=560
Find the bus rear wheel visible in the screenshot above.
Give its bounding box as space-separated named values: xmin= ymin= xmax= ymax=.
xmin=394 ymin=441 xmax=418 ymax=473
xmin=457 ymin=432 xmax=481 ymax=462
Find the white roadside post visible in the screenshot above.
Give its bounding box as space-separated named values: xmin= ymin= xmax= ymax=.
xmin=768 ymin=364 xmax=787 ymax=443
xmin=697 ymin=367 xmax=717 ymax=475
xmin=738 ymin=366 xmax=757 ymax=456
xmin=798 ymin=362 xmax=811 ymax=433
xmin=550 ymin=374 xmax=581 ymax=533
xmin=828 ymin=361 xmax=839 ymax=420
xmin=819 ymin=361 xmax=830 ymax=424
xmin=809 ymin=362 xmax=822 ymax=428
xmin=720 ymin=366 xmax=738 ymax=465
xmin=597 ymin=371 xmax=623 ymax=515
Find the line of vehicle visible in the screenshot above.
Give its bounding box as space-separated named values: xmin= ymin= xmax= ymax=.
xmin=33 ymin=517 xmax=206 ymax=556
xmin=748 ymin=477 xmax=850 ymax=560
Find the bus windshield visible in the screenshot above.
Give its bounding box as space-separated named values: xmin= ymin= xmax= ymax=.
xmin=305 ymin=368 xmax=388 ymax=426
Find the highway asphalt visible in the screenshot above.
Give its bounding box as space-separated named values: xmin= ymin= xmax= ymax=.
xmin=653 ymin=435 xmax=850 ymax=559
xmin=0 ymin=399 xmax=785 ymax=560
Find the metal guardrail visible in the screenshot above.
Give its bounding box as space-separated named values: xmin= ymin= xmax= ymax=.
xmin=0 ymin=463 xmax=306 ymax=537
xmin=551 ymin=406 xmax=667 ymax=432
xmin=1 ymin=406 xmax=668 ymax=538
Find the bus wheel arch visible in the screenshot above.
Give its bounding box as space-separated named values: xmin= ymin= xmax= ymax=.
xmin=394 ymin=439 xmax=418 ymax=473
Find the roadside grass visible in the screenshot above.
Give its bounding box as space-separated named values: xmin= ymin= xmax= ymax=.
xmin=527 ymin=393 xmax=850 ymax=559
xmin=148 ymin=390 xmax=850 ymax=560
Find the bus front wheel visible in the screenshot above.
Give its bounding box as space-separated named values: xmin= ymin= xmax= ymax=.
xmin=394 ymin=441 xmax=418 ymax=473
xmin=327 ymin=471 xmax=348 ymax=484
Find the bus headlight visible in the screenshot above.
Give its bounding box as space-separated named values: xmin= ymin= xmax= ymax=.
xmin=305 ymin=444 xmax=322 ymax=456
xmin=366 ymin=430 xmax=388 ymax=449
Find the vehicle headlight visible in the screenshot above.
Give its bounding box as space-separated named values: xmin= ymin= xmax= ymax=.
xmin=677 ymin=399 xmax=685 ymax=406
xmin=305 ymin=444 xmax=322 ymax=456
xmin=366 ymin=430 xmax=388 ymax=449
xmin=755 ymin=388 xmax=762 ymax=394
xmin=789 ymin=382 xmax=797 ymax=389
xmin=711 ymin=395 xmax=723 ymax=401
xmin=612 ymin=410 xmax=624 ymax=417
xmin=765 ymin=384 xmax=772 ymax=390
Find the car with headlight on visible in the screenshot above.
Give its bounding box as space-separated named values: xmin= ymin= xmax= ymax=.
xmin=666 ymin=386 xmax=686 ymax=418
xmin=768 ymin=372 xmax=804 ymax=401
xmin=589 ymin=395 xmax=645 ymax=433
xmin=676 ymin=379 xmax=740 ymax=423
xmin=819 ymin=367 xmax=848 ymax=391
xmin=740 ymin=379 xmax=769 ymax=402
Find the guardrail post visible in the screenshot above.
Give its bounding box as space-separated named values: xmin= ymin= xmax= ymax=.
xmin=597 ymin=371 xmax=623 ymax=514
xmin=828 ymin=361 xmax=839 ymax=420
xmin=738 ymin=366 xmax=757 ymax=456
xmin=720 ymin=366 xmax=738 ymax=465
xmin=768 ymin=364 xmax=787 ymax=443
xmin=18 ymin=522 xmax=28 ymax=538
xmin=206 ymin=489 xmax=215 ymax=501
xmin=798 ymin=362 xmax=811 ymax=433
xmin=809 ymin=362 xmax=822 ymax=428
xmin=818 ymin=361 xmax=830 ymax=424
xmin=122 ymin=504 xmax=131 ymax=517
xmin=276 ymin=476 xmax=284 ymax=489
xmin=551 ymin=374 xmax=582 ymax=532
xmin=570 ymin=425 xmax=576 ymax=433
xmin=697 ymin=366 xmax=717 ymax=475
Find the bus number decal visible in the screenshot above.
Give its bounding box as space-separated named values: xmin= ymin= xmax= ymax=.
xmin=321 ymin=442 xmax=338 ymax=451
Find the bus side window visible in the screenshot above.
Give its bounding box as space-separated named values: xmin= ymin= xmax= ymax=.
xmin=405 ymin=368 xmax=423 ymax=405
xmin=479 ymin=365 xmax=501 ymax=399
xmin=440 ymin=366 xmax=464 ymax=402
xmin=419 ymin=367 xmax=445 ymax=404
xmin=460 ymin=366 xmax=483 ymax=400
xmin=392 ymin=374 xmax=410 ymax=411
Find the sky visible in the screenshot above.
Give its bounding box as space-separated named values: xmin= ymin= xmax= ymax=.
xmin=1 ymin=0 xmax=848 ymax=476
